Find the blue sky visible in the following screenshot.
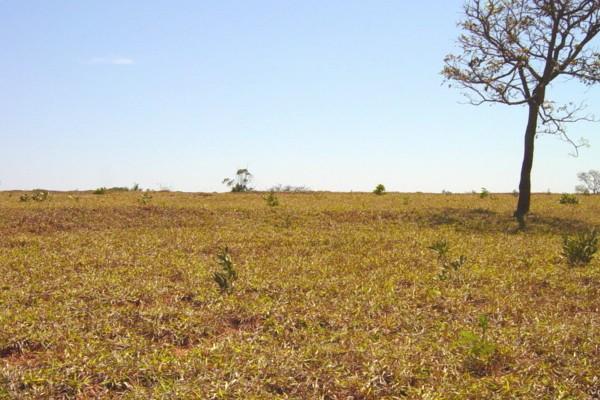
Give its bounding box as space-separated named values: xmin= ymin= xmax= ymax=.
xmin=1 ymin=1 xmax=599 ymax=192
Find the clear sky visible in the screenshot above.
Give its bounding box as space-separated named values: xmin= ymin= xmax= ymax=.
xmin=1 ymin=1 xmax=599 ymax=192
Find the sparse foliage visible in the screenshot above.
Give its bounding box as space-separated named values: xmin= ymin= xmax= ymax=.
xmin=444 ymin=0 xmax=600 ymax=225
xmin=93 ymin=187 xmax=107 ymax=195
xmin=223 ymin=169 xmax=253 ymax=192
xmin=576 ymin=170 xmax=600 ymax=194
xmin=562 ymin=229 xmax=598 ymax=266
xmin=479 ymin=187 xmax=490 ymax=199
xmin=213 ymin=247 xmax=237 ymax=293
xmin=268 ymin=184 xmax=311 ymax=192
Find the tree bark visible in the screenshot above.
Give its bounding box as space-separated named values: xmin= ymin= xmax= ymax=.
xmin=515 ymin=96 xmax=542 ymax=227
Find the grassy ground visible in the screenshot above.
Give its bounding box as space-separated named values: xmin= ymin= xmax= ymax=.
xmin=1 ymin=191 xmax=599 ymax=399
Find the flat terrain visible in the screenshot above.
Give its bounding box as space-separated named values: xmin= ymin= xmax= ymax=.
xmin=1 ymin=191 xmax=599 ymax=399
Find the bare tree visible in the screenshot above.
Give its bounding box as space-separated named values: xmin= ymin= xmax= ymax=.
xmin=576 ymin=169 xmax=600 ymax=193
xmin=443 ymin=0 xmax=600 ymax=226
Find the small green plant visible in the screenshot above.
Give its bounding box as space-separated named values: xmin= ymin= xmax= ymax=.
xmin=138 ymin=192 xmax=153 ymax=205
xmin=428 ymin=240 xmax=450 ymax=259
xmin=93 ymin=187 xmax=107 ymax=195
xmin=373 ymin=184 xmax=386 ymax=195
xmin=264 ymin=191 xmax=279 ymax=207
xmin=479 ymin=187 xmax=490 ymax=199
xmin=562 ymin=229 xmax=598 ymax=266
xmin=457 ymin=315 xmax=499 ymax=376
xmin=131 ymin=183 xmax=141 ymax=191
xmin=559 ymin=193 xmax=579 ymax=205
xmin=428 ymin=239 xmax=466 ymax=281
xmin=438 ymin=255 xmax=467 ymax=281
xmin=19 ymin=193 xmax=30 ymax=202
xmin=213 ymin=247 xmax=237 ymax=293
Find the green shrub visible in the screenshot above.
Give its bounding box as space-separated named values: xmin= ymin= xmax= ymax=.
xmin=213 ymin=247 xmax=237 ymax=293
xmin=19 ymin=193 xmax=30 ymax=202
xmin=479 ymin=187 xmax=490 ymax=199
xmin=264 ymin=191 xmax=279 ymax=207
xmin=93 ymin=187 xmax=107 ymax=195
xmin=457 ymin=315 xmax=500 ymax=376
xmin=562 ymin=229 xmax=598 ymax=266
xmin=373 ymin=184 xmax=386 ymax=195
xmin=559 ymin=193 xmax=579 ymax=205
xmin=428 ymin=239 xmax=467 ymax=281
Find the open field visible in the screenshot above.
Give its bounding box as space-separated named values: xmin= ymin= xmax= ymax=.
xmin=1 ymin=191 xmax=599 ymax=399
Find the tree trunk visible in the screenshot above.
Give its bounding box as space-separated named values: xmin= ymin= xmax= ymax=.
xmin=514 ymin=99 xmax=541 ymax=227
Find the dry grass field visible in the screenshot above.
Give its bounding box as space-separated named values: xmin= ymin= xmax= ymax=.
xmin=1 ymin=191 xmax=599 ymax=399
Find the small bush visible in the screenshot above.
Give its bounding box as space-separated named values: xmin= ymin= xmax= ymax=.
xmin=373 ymin=184 xmax=386 ymax=195
xmin=479 ymin=187 xmax=490 ymax=199
xmin=457 ymin=315 xmax=501 ymax=376
xmin=559 ymin=193 xmax=579 ymax=205
xmin=31 ymin=190 xmax=49 ymax=202
xmin=264 ymin=191 xmax=279 ymax=207
xmin=93 ymin=187 xmax=107 ymax=195
xmin=138 ymin=192 xmax=153 ymax=205
xmin=562 ymin=229 xmax=598 ymax=266
xmin=213 ymin=247 xmax=237 ymax=293
xmin=19 ymin=194 xmax=30 ymax=202
xmin=428 ymin=239 xmax=467 ymax=281
xmin=428 ymin=240 xmax=450 ymax=259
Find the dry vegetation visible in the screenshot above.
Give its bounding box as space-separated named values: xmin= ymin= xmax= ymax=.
xmin=1 ymin=191 xmax=599 ymax=399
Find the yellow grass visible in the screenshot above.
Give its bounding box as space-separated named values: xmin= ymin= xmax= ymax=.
xmin=1 ymin=191 xmax=599 ymax=399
